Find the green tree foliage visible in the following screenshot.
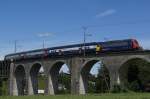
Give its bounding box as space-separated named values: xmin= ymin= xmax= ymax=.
xmin=58 ymin=71 xmax=71 ymax=94
xmin=122 ymin=59 xmax=150 ymax=92
xmin=128 ymin=80 xmax=141 ymax=92
xmin=0 ymin=80 xmax=2 ymax=95
xmin=95 ymin=64 xmax=110 ymax=93
xmin=86 ymin=63 xmax=110 ymax=93
xmin=88 ymin=73 xmax=96 ymax=93
xmin=0 ymin=78 xmax=8 ymax=96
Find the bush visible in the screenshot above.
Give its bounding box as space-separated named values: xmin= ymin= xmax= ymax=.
xmin=111 ymin=85 xmax=121 ymax=93
xmin=128 ymin=80 xmax=141 ymax=92
xmin=111 ymin=84 xmax=128 ymax=93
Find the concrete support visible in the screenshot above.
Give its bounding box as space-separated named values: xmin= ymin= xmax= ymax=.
xmin=27 ymin=75 xmax=34 ymax=95
xmin=46 ymin=62 xmax=62 ymax=95
xmin=79 ymin=60 xmax=98 ymax=94
xmin=9 ymin=62 xmax=18 ymax=96
xmin=47 ymin=73 xmax=56 ymax=95
xmin=28 ymin=63 xmax=42 ymax=95
xmin=109 ymin=70 xmax=120 ymax=90
xmin=12 ymin=76 xmax=18 ymax=96
xmin=70 ymin=58 xmax=83 ymax=95
xmin=102 ymin=57 xmax=123 ymax=91
xmin=79 ymin=75 xmax=86 ymax=94
xmin=79 ymin=70 xmax=89 ymax=94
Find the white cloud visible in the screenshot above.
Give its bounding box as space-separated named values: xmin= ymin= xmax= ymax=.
xmin=96 ymin=9 xmax=116 ymax=18
xmin=37 ymin=32 xmax=53 ymax=37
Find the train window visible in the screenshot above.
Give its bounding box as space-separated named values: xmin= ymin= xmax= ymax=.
xmin=5 ymin=56 xmax=9 ymax=60
xmin=79 ymin=48 xmax=82 ymax=53
xmin=49 ymin=50 xmax=53 ymax=53
xmin=26 ymin=51 xmax=44 ymax=56
xmin=90 ymin=45 xmax=95 ymax=49
xmin=58 ymin=50 xmax=63 ymax=55
xmin=56 ymin=49 xmax=59 ymax=52
xmin=63 ymin=47 xmax=79 ymax=51
xmin=5 ymin=54 xmax=20 ymax=60
xmin=20 ymin=54 xmax=24 ymax=57
xmin=85 ymin=46 xmax=90 ymax=49
xmin=103 ymin=41 xmax=128 ymax=47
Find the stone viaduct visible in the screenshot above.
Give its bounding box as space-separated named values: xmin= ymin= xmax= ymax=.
xmin=9 ymin=51 xmax=150 ymax=96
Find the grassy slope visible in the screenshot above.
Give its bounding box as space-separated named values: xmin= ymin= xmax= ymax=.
xmin=0 ymin=93 xmax=150 ymax=99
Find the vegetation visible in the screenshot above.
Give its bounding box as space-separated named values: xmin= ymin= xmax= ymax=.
xmin=0 ymin=78 xmax=8 ymax=96
xmin=58 ymin=71 xmax=71 ymax=94
xmin=87 ymin=64 xmax=110 ymax=93
xmin=120 ymin=58 xmax=150 ymax=92
xmin=0 ymin=93 xmax=150 ymax=99
xmin=56 ymin=59 xmax=150 ymax=94
xmin=38 ymin=74 xmax=46 ymax=90
xmin=95 ymin=64 xmax=110 ymax=93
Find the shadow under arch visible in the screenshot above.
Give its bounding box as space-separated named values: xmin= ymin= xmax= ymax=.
xmin=30 ymin=63 xmax=43 ymax=94
xmin=119 ymin=58 xmax=150 ymax=92
xmin=80 ymin=60 xmax=110 ymax=94
xmin=14 ymin=65 xmax=26 ymax=95
xmin=48 ymin=61 xmax=71 ymax=94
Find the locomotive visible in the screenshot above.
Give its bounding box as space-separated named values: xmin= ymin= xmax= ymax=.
xmin=5 ymin=39 xmax=141 ymax=60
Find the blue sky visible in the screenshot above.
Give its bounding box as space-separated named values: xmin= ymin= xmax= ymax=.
xmin=1 ymin=0 xmax=150 ymax=73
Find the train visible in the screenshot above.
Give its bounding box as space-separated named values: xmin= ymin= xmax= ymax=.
xmin=4 ymin=39 xmax=141 ymax=61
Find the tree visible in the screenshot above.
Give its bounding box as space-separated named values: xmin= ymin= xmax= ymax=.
xmin=88 ymin=73 xmax=96 ymax=93
xmin=95 ymin=64 xmax=110 ymax=93
xmin=122 ymin=59 xmax=150 ymax=92
xmin=58 ymin=71 xmax=71 ymax=94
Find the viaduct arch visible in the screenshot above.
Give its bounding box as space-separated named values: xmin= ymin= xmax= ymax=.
xmin=14 ymin=65 xmax=26 ymax=96
xmin=47 ymin=61 xmax=71 ymax=95
xmin=119 ymin=57 xmax=150 ymax=91
xmin=9 ymin=53 xmax=150 ymax=96
xmin=79 ymin=59 xmax=110 ymax=94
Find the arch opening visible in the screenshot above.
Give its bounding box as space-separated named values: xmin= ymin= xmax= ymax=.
xmin=15 ymin=65 xmax=26 ymax=95
xmin=30 ymin=63 xmax=45 ymax=95
xmin=49 ymin=62 xmax=71 ymax=94
xmin=80 ymin=60 xmax=110 ymax=94
xmin=120 ymin=58 xmax=150 ymax=92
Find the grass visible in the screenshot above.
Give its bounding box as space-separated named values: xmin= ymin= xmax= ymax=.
xmin=0 ymin=93 xmax=150 ymax=99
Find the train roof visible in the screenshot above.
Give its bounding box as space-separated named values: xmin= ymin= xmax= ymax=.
xmin=5 ymin=39 xmax=135 ymax=57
